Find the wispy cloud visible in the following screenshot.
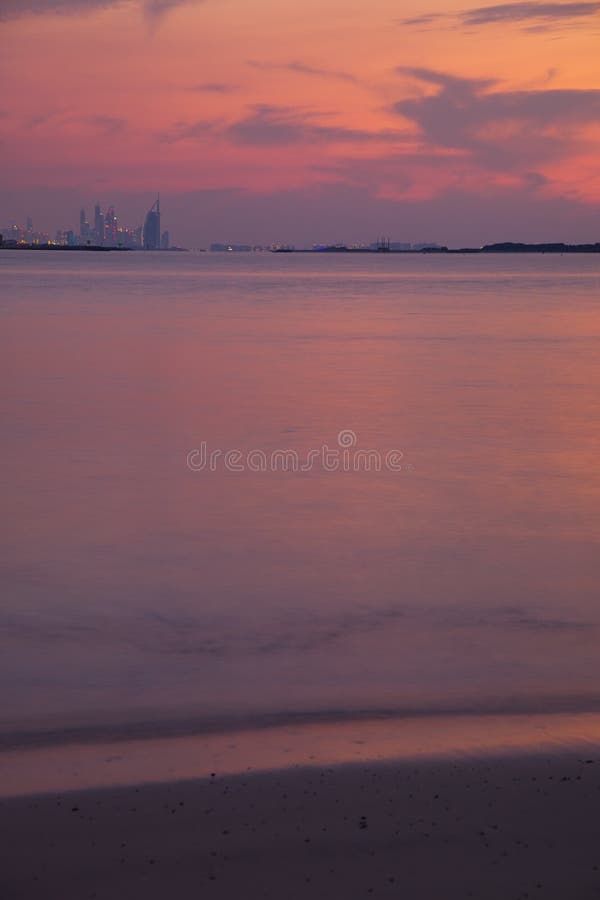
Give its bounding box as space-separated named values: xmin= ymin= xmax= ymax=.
xmin=401 ymin=12 xmax=445 ymax=26
xmin=160 ymin=117 xmax=222 ymax=142
xmin=19 ymin=109 xmax=127 ymax=134
xmin=184 ymin=82 xmax=238 ymax=94
xmin=84 ymin=114 xmax=126 ymax=134
xmin=227 ymin=105 xmax=402 ymax=147
xmin=164 ymin=104 xmax=403 ymax=147
xmin=395 ymin=67 xmax=600 ymax=171
xmin=247 ymin=59 xmax=359 ymax=84
xmin=0 ymin=0 xmax=204 ymax=22
xmin=462 ymin=0 xmax=600 ymax=25
xmin=399 ymin=1 xmax=600 ymax=31
xmin=1 ymin=0 xmax=113 ymax=18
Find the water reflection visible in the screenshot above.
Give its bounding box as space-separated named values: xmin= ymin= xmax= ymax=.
xmin=2 ymin=252 xmax=600 ymax=734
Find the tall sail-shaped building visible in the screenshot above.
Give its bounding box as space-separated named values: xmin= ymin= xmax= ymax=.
xmin=143 ymin=195 xmax=161 ymax=250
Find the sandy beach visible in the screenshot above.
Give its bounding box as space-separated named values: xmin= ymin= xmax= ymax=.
xmin=3 ymin=750 xmax=600 ymax=899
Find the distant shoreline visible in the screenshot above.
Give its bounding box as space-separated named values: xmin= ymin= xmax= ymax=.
xmin=3 ymin=241 xmax=600 ymax=254
xmin=0 ymin=244 xmax=189 ymax=252
xmin=0 ymin=243 xmax=130 ymax=252
xmin=273 ymin=241 xmax=600 ymax=254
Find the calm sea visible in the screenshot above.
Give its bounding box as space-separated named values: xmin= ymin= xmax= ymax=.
xmin=3 ymin=250 xmax=600 ymax=742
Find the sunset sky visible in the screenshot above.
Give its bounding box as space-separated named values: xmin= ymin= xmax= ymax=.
xmin=2 ymin=0 xmax=600 ymax=245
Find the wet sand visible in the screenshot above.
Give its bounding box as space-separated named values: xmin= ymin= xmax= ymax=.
xmin=3 ymin=752 xmax=600 ymax=899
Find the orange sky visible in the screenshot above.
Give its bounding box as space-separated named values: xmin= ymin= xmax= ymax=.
xmin=1 ymin=0 xmax=600 ymax=243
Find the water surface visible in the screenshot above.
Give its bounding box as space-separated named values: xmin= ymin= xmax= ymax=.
xmin=2 ymin=250 xmax=600 ymax=743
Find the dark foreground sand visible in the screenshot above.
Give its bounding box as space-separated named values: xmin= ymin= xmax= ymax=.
xmin=2 ymin=753 xmax=600 ymax=900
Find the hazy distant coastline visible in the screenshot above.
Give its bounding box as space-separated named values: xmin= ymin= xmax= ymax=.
xmin=3 ymin=239 xmax=600 ymax=253
xmin=273 ymin=241 xmax=600 ymax=254
xmin=0 ymin=243 xmax=188 ymax=252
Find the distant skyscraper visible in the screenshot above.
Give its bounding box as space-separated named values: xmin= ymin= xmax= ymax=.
xmin=104 ymin=206 xmax=118 ymax=245
xmin=94 ymin=204 xmax=104 ymax=244
xmin=161 ymin=230 xmax=169 ymax=250
xmin=79 ymin=207 xmax=89 ymax=242
xmin=143 ymin=195 xmax=161 ymax=250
